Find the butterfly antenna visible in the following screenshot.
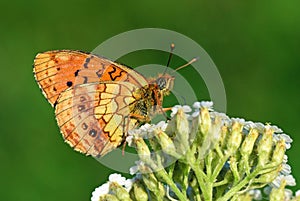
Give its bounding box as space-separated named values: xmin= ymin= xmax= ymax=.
xmin=174 ymin=57 xmax=198 ymax=72
xmin=163 ymin=43 xmax=175 ymax=75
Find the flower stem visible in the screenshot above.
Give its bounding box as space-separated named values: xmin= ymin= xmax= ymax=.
xmin=155 ymin=169 xmax=188 ymax=201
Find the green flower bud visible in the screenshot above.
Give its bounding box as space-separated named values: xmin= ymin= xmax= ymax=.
xmin=99 ymin=194 xmax=120 ymax=201
xmin=219 ymin=125 xmax=229 ymax=148
xmin=227 ymin=122 xmax=243 ymax=154
xmin=135 ymin=138 xmax=151 ymax=164
xmin=257 ymin=126 xmax=274 ymax=167
xmin=270 ymin=179 xmax=286 ymax=201
xmin=132 ymin=181 xmax=148 ymax=201
xmin=255 ymin=166 xmax=281 ymax=184
xmin=235 ymin=193 xmax=252 ymax=201
xmin=142 ymin=171 xmax=164 ymax=198
xmin=110 ymin=182 xmax=132 ymax=201
xmin=155 ymin=130 xmax=181 ymax=158
xmin=240 ymin=129 xmax=259 ymax=158
xmin=174 ymin=109 xmax=190 ymax=154
xmin=272 ymin=139 xmax=286 ymax=165
xmin=200 ymin=107 xmax=211 ymax=135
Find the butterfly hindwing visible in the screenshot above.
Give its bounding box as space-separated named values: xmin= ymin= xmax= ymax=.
xmin=55 ymin=81 xmax=142 ymax=156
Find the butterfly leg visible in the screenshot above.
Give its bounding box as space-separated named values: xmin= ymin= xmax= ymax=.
xmin=163 ymin=107 xmax=172 ymax=112
xmin=121 ymin=113 xmax=149 ymax=156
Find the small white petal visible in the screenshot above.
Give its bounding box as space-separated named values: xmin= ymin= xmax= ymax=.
xmin=170 ymin=105 xmax=181 ymax=117
xmin=124 ymin=178 xmax=134 ymax=192
xmin=200 ymin=101 xmax=213 ymax=109
xmin=285 ymin=175 xmax=296 ymax=186
xmin=296 ymin=190 xmax=300 ymax=197
xmin=109 ymin=173 xmax=126 ymax=185
xmin=272 ymin=175 xmax=284 ymax=188
xmin=129 ymin=161 xmax=145 ymax=175
xmin=279 ymin=133 xmax=293 ymax=143
xmin=193 ymin=102 xmax=201 ymax=109
xmin=263 ymin=186 xmax=272 ymax=195
xmin=283 ymin=155 xmax=288 ymax=163
xmin=140 ymin=123 xmax=152 ymax=131
xmin=126 ymin=136 xmax=134 ymax=147
xmin=154 ymin=121 xmax=168 ymax=131
xmin=284 ymin=189 xmax=293 ymax=200
xmin=244 ymin=121 xmax=256 ymax=130
xmin=91 ymin=183 xmax=110 ymax=201
xmin=129 ymin=165 xmax=139 ymax=175
xmin=255 ymin=123 xmax=265 ymax=133
xmin=248 ymin=189 xmax=262 ymax=200
xmin=192 ymin=110 xmax=199 ymax=118
xmin=182 ymin=105 xmax=192 ymax=113
xmin=271 ymin=125 xmax=283 ymax=133
xmin=231 ymin=118 xmax=245 ymax=124
xmin=281 ymin=164 xmax=292 ymax=175
xmin=272 ymin=175 xmax=296 ymax=188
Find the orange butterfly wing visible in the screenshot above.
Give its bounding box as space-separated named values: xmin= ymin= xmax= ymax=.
xmin=33 ymin=50 xmax=147 ymax=106
xmin=33 ymin=50 xmax=149 ymax=156
xmin=55 ymin=82 xmax=140 ymax=156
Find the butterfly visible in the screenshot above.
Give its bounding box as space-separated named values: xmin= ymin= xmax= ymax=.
xmin=33 ymin=48 xmax=196 ymax=157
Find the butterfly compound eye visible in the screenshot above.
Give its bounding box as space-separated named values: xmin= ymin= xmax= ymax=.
xmin=156 ymin=77 xmax=167 ymax=90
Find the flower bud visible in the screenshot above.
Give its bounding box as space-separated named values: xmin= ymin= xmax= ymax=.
xmin=135 ymin=137 xmax=151 ymax=164
xmin=174 ymin=109 xmax=190 ymax=154
xmin=109 ymin=182 xmax=131 ymax=201
xmin=272 ymin=139 xmax=286 ymax=165
xmin=200 ymin=107 xmax=211 ymax=135
xmin=240 ymin=129 xmax=259 ymax=158
xmin=255 ymin=166 xmax=281 ymax=184
xmin=132 ymin=181 xmax=148 ymax=201
xmin=227 ymin=122 xmax=243 ymax=154
xmin=99 ymin=194 xmax=120 ymax=201
xmin=235 ymin=193 xmax=252 ymax=201
xmin=270 ymin=179 xmax=286 ymax=201
xmin=141 ymin=171 xmax=164 ymax=198
xmin=155 ymin=130 xmax=180 ymax=158
xmin=257 ymin=126 xmax=274 ymax=167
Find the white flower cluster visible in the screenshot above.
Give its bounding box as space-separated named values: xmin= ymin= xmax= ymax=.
xmin=91 ymin=101 xmax=299 ymax=201
xmin=91 ymin=173 xmax=134 ymax=201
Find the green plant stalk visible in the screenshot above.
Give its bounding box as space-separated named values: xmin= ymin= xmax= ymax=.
xmin=211 ymin=151 xmax=231 ymax=180
xmin=216 ymin=167 xmax=262 ymax=201
xmin=155 ymin=168 xmax=188 ymax=201
xmin=190 ymin=161 xmax=211 ymax=201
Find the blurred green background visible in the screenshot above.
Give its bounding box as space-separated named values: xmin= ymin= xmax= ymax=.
xmin=1 ymin=0 xmax=299 ymax=200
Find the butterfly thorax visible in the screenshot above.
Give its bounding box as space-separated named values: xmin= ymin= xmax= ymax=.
xmin=130 ymin=74 xmax=175 ymax=123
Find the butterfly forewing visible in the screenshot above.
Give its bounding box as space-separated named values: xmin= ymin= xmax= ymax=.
xmin=33 ymin=50 xmax=148 ymax=106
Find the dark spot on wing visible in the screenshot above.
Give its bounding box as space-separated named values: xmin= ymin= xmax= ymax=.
xmin=78 ymin=105 xmax=85 ymax=112
xmin=66 ymin=81 xmax=73 ymax=87
xmin=80 ymin=96 xmax=87 ymax=102
xmin=83 ymin=57 xmax=91 ymax=68
xmin=96 ymin=69 xmax=102 ymax=78
xmin=83 ymin=76 xmax=88 ymax=84
xmin=74 ymin=69 xmax=80 ymax=77
xmin=89 ymin=129 xmax=97 ymax=137
xmin=82 ymin=123 xmax=88 ymax=130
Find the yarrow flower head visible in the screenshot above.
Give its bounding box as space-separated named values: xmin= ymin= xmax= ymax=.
xmin=91 ymin=101 xmax=299 ymax=201
xmin=170 ymin=105 xmax=192 ymax=117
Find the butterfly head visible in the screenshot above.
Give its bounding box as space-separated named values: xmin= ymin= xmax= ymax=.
xmin=155 ymin=74 xmax=175 ymax=94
